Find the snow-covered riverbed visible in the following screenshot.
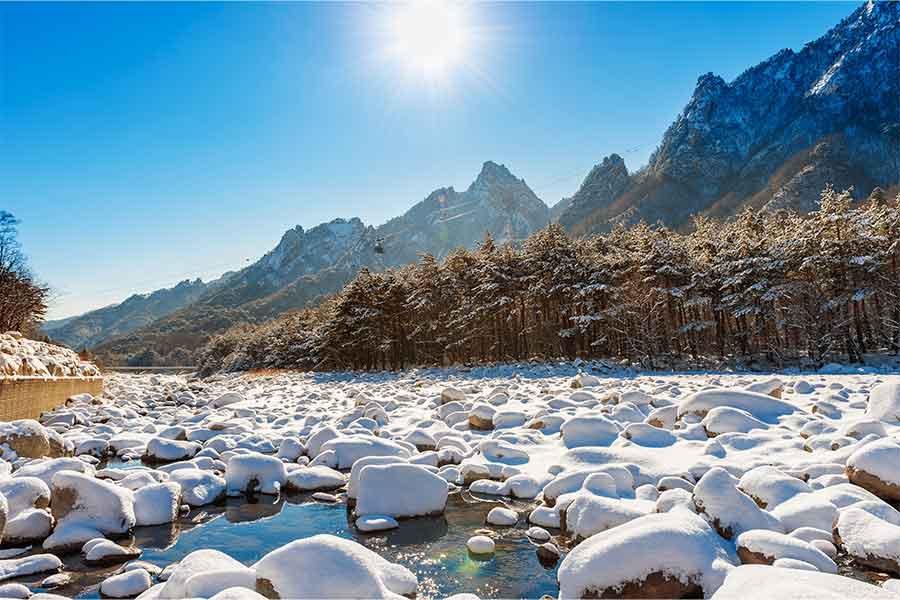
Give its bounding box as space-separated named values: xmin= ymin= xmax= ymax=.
xmin=2 ymin=364 xmax=900 ymax=599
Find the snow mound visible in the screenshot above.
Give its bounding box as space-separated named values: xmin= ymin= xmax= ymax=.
xmin=710 ymin=564 xmax=894 ymax=599
xmin=678 ymin=389 xmax=797 ymax=423
xmin=50 ymin=471 xmax=135 ymax=537
xmin=735 ymin=529 xmax=836 ymax=573
xmin=100 ymin=569 xmax=153 ymax=598
xmin=134 ymin=482 xmax=181 ymax=526
xmin=865 ymin=382 xmax=900 ymax=422
xmin=835 ymin=507 xmax=900 ymax=575
xmin=226 ymin=453 xmax=287 ymax=496
xmin=168 ymin=468 xmax=226 ymax=507
xmin=846 ymin=438 xmax=900 ymax=501
xmin=285 ymin=466 xmax=346 ymax=492
xmin=0 ymin=554 xmax=62 ymax=582
xmin=692 ymin=467 xmax=782 ymax=539
xmin=355 ymin=463 xmax=448 ymax=518
xmin=557 ymin=510 xmax=734 ymax=599
xmin=254 ymin=534 xmax=417 ymax=599
xmin=158 ymin=549 xmax=247 ymax=599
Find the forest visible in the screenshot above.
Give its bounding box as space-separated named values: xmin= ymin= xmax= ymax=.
xmin=195 ymin=187 xmax=900 ymax=374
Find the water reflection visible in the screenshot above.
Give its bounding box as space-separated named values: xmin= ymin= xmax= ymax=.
xmin=10 ymin=489 xmax=561 ymax=599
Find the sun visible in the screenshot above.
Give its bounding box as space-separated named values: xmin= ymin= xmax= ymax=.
xmin=386 ymin=1 xmax=470 ymax=81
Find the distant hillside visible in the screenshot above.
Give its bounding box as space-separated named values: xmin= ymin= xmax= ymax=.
xmin=92 ymin=161 xmax=549 ymax=364
xmin=41 ymin=278 xmax=211 ymax=350
xmin=559 ymin=0 xmax=899 ymax=234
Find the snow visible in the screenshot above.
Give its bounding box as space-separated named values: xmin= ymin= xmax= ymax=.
xmin=356 ymin=515 xmax=399 ymax=532
xmin=134 ymin=482 xmax=181 ymax=526
xmin=100 ymin=569 xmax=153 ymax=598
xmin=355 ymin=463 xmax=448 ymax=518
xmin=835 ymin=507 xmax=900 ymax=573
xmin=865 ymin=382 xmax=900 ymax=422
xmin=285 ymin=466 xmax=346 ymax=492
xmin=678 ymin=389 xmax=797 ymax=422
xmin=158 ymin=549 xmax=247 ymax=599
xmin=0 ymin=554 xmax=62 ymax=582
xmin=167 ymin=469 xmax=226 ymax=507
xmin=84 ymin=539 xmax=141 ymax=565
xmin=846 ymin=437 xmax=900 ymax=497
xmin=735 ymin=529 xmax=837 ymax=573
xmin=225 ymin=453 xmax=286 ymax=495
xmin=692 ymin=467 xmax=783 ymax=539
xmin=50 ymin=470 xmax=135 ymax=536
xmin=711 ymin=565 xmax=894 ymax=599
xmin=560 ymin=415 xmax=620 ymax=448
xmin=466 ymin=535 xmax=495 ymax=554
xmin=485 ymin=506 xmax=518 ymax=526
xmin=12 ymin=366 xmax=900 ymax=597
xmin=183 ymin=566 xmax=256 ymax=598
xmin=144 ymin=437 xmax=201 ymax=463
xmin=557 ymin=510 xmax=734 ymax=599
xmin=254 ymin=534 xmax=417 ymax=599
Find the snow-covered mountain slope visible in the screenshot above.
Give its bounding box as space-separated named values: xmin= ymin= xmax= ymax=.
xmin=41 ymin=278 xmax=211 ymax=350
xmin=561 ymin=0 xmax=899 ymax=234
xmin=91 ymin=162 xmax=549 ymax=363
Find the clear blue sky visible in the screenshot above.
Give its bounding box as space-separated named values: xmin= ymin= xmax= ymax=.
xmin=1 ymin=1 xmax=857 ymax=319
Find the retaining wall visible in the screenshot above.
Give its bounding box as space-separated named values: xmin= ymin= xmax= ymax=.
xmin=0 ymin=377 xmax=103 ymax=421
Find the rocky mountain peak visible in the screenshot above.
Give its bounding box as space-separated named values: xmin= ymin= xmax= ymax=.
xmin=470 ymin=161 xmax=520 ymax=190
xmin=558 ymin=154 xmax=631 ymax=230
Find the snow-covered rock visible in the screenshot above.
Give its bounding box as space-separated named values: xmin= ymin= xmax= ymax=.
xmin=834 ymin=507 xmax=900 ymax=575
xmin=100 ymin=569 xmax=153 ymax=598
xmin=466 ymin=535 xmax=495 ymax=554
xmin=735 ymin=529 xmax=836 ymax=573
xmin=692 ymin=467 xmax=782 ymax=539
xmin=50 ymin=471 xmax=135 ymax=537
xmin=355 ymin=463 xmax=448 ymax=518
xmin=168 ymin=468 xmax=226 ymax=507
xmin=226 ymin=453 xmax=287 ymax=496
xmin=711 ymin=564 xmax=894 ymax=599
xmin=285 ymin=466 xmax=345 ymax=492
xmin=134 ymin=482 xmax=181 ymax=526
xmin=557 ymin=510 xmax=734 ymax=599
xmin=865 ymin=382 xmax=900 ymax=422
xmin=254 ymin=534 xmax=417 ymax=599
xmin=846 ymin=438 xmax=900 ymax=501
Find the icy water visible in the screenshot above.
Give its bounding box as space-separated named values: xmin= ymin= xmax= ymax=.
xmin=11 ymin=490 xmax=562 ymax=599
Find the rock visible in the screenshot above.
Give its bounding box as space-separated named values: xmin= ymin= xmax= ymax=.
xmin=0 ymin=554 xmax=62 ymax=582
xmin=865 ymin=382 xmax=900 ymax=422
xmin=0 ymin=420 xmax=53 ymax=459
xmin=485 ymin=507 xmax=518 ymax=526
xmin=0 ymin=583 xmax=32 ymax=598
xmin=284 ymin=466 xmax=345 ymax=492
xmin=355 ymin=515 xmax=399 ymax=532
xmin=712 ymin=564 xmax=895 ymax=599
xmin=526 ymin=526 xmax=551 ymax=542
xmin=738 ymin=466 xmax=810 ymax=509
xmin=3 ymin=508 xmax=53 ymax=545
xmin=692 ymin=467 xmax=782 ymax=539
xmin=468 ymin=405 xmax=495 ymax=431
xmin=158 ymin=549 xmax=247 ymax=599
xmin=440 ymin=387 xmax=466 ymax=405
xmin=83 ymin=539 xmax=142 ymax=566
xmin=254 ymin=534 xmax=417 ymax=599
xmin=735 ymin=529 xmax=837 ymax=573
xmin=50 ymin=471 xmax=135 ymax=537
xmin=225 ymin=453 xmax=287 ymax=496
xmin=355 ymin=463 xmax=448 ymax=519
xmin=834 ymin=507 xmax=900 ymax=576
xmin=134 ymin=482 xmax=182 ymax=527
xmin=167 ymin=469 xmax=226 ymax=507
xmin=144 ymin=438 xmax=201 ymax=463
xmin=846 ymin=438 xmax=900 ymax=501
xmin=557 ymin=511 xmax=732 ymax=599
xmin=536 ymin=542 xmax=560 ymax=566
xmin=466 ymin=535 xmax=495 ymax=555
xmin=100 ymin=569 xmax=153 ymax=598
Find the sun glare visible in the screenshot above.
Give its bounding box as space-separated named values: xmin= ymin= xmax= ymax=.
xmin=387 ymin=1 xmax=470 ymax=81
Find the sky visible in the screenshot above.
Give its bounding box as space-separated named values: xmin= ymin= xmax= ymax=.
xmin=0 ymin=1 xmax=858 ymax=320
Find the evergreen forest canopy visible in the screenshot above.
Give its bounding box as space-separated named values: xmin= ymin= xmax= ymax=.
xmin=196 ymin=187 xmax=900 ymax=374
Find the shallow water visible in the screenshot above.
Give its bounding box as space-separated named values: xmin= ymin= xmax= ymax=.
xmin=10 ymin=489 xmax=562 ymax=599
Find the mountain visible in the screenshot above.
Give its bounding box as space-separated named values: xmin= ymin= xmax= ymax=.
xmin=41 ymin=278 xmax=211 ymax=350
xmin=91 ymin=162 xmax=549 ymax=364
xmin=561 ymin=0 xmax=899 ymax=234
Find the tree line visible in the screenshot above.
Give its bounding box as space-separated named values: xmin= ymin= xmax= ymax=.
xmin=195 ymin=187 xmax=900 ymax=374
xmin=0 ymin=211 xmax=48 ymax=335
